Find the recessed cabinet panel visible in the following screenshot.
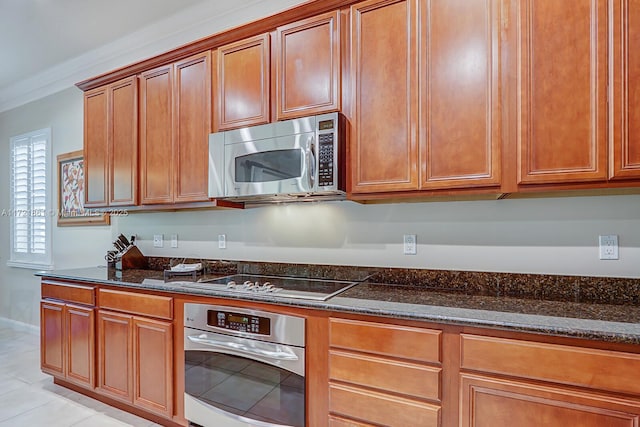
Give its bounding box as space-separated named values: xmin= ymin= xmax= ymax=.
xmin=518 ymin=0 xmax=607 ymax=184
xmin=421 ymin=0 xmax=501 ymax=189
xmin=110 ymin=77 xmax=138 ymax=206
xmin=276 ymin=11 xmax=340 ymax=119
xmin=215 ymin=34 xmax=270 ymax=130
xmin=140 ymin=65 xmax=174 ymax=204
xmin=98 ymin=310 xmax=133 ymax=402
xmin=41 ymin=301 xmax=65 ymax=377
xmin=350 ymin=0 xmax=419 ymax=193
xmin=66 ymin=304 xmax=95 ymax=388
xmin=84 ymin=87 xmax=109 ymax=207
xmin=611 ymin=1 xmax=640 ymax=179
xmin=174 ymin=52 xmax=211 ymax=202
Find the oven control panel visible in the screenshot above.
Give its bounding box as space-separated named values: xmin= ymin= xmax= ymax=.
xmin=207 ymin=310 xmax=271 ymax=335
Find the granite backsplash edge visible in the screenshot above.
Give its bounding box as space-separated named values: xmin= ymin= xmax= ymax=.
xmin=146 ymin=257 xmax=640 ymax=307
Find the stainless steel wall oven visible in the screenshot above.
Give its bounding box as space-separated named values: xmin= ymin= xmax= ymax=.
xmin=184 ymin=303 xmax=305 ymax=427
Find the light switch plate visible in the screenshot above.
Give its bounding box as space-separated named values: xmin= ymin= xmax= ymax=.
xmin=170 ymin=234 xmax=178 ymax=248
xmin=403 ymin=234 xmax=417 ymax=255
xmin=218 ymin=234 xmax=226 ymax=249
xmin=153 ymin=234 xmax=163 ymax=248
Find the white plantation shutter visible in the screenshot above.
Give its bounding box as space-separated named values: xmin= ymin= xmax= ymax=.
xmin=8 ymin=128 xmax=53 ymax=269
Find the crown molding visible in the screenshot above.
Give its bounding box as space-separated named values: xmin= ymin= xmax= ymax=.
xmin=0 ymin=0 xmax=309 ymax=113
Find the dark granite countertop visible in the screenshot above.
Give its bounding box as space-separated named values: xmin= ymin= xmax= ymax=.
xmin=36 ymin=265 xmax=640 ymax=345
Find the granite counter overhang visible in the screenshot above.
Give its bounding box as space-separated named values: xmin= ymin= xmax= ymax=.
xmin=36 ymin=266 xmax=640 ymax=345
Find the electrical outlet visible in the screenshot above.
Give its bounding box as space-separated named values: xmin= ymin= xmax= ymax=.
xmin=599 ymin=235 xmax=619 ymax=260
xmin=170 ymin=234 xmax=178 ymax=248
xmin=403 ymin=234 xmax=417 ymax=255
xmin=153 ymin=234 xmax=163 ymax=248
xmin=218 ymin=234 xmax=226 ymax=249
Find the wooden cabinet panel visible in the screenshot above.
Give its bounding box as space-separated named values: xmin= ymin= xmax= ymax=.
xmin=420 ymin=0 xmax=501 ymax=189
xmin=330 ymin=383 xmax=440 ymax=427
xmin=275 ymin=10 xmax=340 ymax=120
xmin=174 ymin=52 xmax=211 ymax=203
xmin=140 ymin=65 xmax=174 ymax=204
xmin=517 ymin=0 xmax=607 ymax=184
xmin=84 ymin=87 xmax=109 ymax=207
xmin=133 ymin=317 xmax=173 ymax=417
xmin=98 ymin=288 xmax=173 ymax=320
xmin=41 ymin=301 xmax=65 ymax=377
xmin=460 ymin=374 xmax=640 ymax=427
xmin=65 ymin=304 xmax=95 ymax=388
xmin=98 ymin=310 xmax=133 ymax=402
xmin=215 ymin=34 xmax=270 ymax=130
xmin=42 ymin=281 xmax=94 ymax=306
xmin=461 ymin=334 xmax=640 ymax=396
xmin=329 ymin=318 xmax=440 ymax=363
xmin=611 ymin=0 xmax=640 ymax=179
xmin=329 ymin=350 xmax=441 ymax=401
xmin=109 ymin=76 xmax=138 ymax=205
xmin=329 ymin=416 xmax=376 ymax=427
xmin=350 ymin=0 xmax=419 ymax=193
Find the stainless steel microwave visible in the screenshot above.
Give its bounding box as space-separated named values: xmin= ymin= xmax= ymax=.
xmin=208 ymin=112 xmax=345 ymax=202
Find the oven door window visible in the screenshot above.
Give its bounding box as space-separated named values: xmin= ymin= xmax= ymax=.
xmin=235 ymin=149 xmax=302 ymax=183
xmin=185 ymin=350 xmax=304 ymax=426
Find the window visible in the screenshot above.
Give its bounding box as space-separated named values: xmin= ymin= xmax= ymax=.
xmin=8 ymin=128 xmax=53 ymax=269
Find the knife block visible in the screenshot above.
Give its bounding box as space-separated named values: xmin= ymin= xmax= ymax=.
xmin=115 ymin=245 xmax=148 ymax=270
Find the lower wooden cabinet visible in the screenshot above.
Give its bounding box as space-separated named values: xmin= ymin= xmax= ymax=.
xmin=460 ymin=374 xmax=640 ymax=427
xmin=328 ymin=318 xmax=442 ymax=426
xmin=97 ymin=309 xmax=173 ymax=418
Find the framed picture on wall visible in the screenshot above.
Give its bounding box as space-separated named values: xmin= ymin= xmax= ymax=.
xmin=57 ymin=150 xmax=110 ymax=226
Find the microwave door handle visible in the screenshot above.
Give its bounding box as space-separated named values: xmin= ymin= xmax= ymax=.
xmin=187 ymin=334 xmax=299 ymax=361
xmin=307 ymin=136 xmax=316 ymax=190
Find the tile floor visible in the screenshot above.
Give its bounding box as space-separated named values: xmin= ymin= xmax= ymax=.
xmin=0 ymin=318 xmax=163 ymax=426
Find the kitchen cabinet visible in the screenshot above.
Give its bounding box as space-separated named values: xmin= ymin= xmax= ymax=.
xmin=84 ymin=76 xmax=138 ymax=207
xmin=350 ymin=0 xmax=500 ymax=195
xmin=97 ymin=289 xmax=174 ymax=418
xmin=140 ymin=51 xmax=211 ymax=204
xmin=40 ymin=282 xmax=95 ymax=389
xmin=460 ymin=334 xmax=640 ymax=427
xmin=610 ymin=0 xmax=640 ymax=180
xmin=275 ymin=10 xmax=341 ymax=120
xmin=516 ymin=0 xmax=608 ymax=185
xmin=214 ymin=34 xmax=270 ymax=130
xmin=328 ymin=318 xmax=442 ymax=426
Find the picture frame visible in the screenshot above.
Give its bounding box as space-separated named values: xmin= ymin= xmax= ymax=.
xmin=57 ymin=150 xmax=110 ymax=226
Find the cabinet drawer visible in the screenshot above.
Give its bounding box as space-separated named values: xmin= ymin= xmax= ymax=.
xmin=329 ymin=350 xmax=440 ymax=401
xmin=42 ymin=281 xmax=95 ymax=306
xmin=329 ymin=318 xmax=441 ymax=363
xmin=461 ymin=334 xmax=640 ymax=395
xmin=329 ymin=383 xmax=440 ymax=427
xmin=98 ymin=289 xmax=173 ymax=320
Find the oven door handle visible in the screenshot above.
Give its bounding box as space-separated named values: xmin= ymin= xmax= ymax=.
xmin=187 ymin=334 xmax=299 ymax=361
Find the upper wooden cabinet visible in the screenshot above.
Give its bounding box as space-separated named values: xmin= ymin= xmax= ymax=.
xmin=140 ymin=51 xmax=211 ymax=204
xmin=516 ymin=0 xmax=608 ymax=185
xmin=84 ymin=76 xmax=138 ymax=207
xmin=214 ymin=34 xmax=270 ymax=130
xmin=350 ymin=0 xmax=501 ymax=195
xmin=610 ymin=0 xmax=640 ymax=180
xmin=275 ymin=10 xmax=341 ymax=120
xmin=350 ymin=0 xmax=419 ymax=193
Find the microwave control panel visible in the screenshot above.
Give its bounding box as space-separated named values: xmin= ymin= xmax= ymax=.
xmin=317 ymin=118 xmax=335 ymax=187
xmin=207 ymin=310 xmax=271 ymax=335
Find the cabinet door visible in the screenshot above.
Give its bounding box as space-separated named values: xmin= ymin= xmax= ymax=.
xmin=420 ymin=0 xmax=501 ymax=189
xmin=132 ymin=317 xmax=173 ymax=418
xmin=275 ymin=11 xmax=341 ymax=120
xmin=517 ymin=0 xmax=607 ymax=184
xmin=65 ymin=304 xmax=95 ymax=388
xmin=460 ymin=374 xmax=640 ymax=427
xmin=610 ymin=0 xmax=640 ymax=179
xmin=174 ymin=52 xmax=211 ymax=203
xmin=84 ymin=86 xmax=109 ymax=207
xmin=140 ymin=65 xmax=174 ymax=204
xmin=350 ymin=0 xmax=419 ymax=193
xmin=97 ymin=310 xmax=132 ymax=402
xmin=40 ymin=301 xmax=65 ymax=377
xmin=109 ymin=76 xmax=138 ymax=206
xmin=214 ymin=34 xmax=270 ymax=130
